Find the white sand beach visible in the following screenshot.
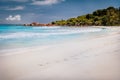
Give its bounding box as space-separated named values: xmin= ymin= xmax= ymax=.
xmin=0 ymin=27 xmax=120 ymax=80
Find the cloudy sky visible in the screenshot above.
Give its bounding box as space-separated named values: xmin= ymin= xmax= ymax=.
xmin=0 ymin=0 xmax=120 ymax=24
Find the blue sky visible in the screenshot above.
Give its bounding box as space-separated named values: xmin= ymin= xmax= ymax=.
xmin=0 ymin=0 xmax=120 ymax=24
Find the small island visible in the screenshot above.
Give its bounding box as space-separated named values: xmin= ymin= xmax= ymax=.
xmin=23 ymin=22 xmax=55 ymax=26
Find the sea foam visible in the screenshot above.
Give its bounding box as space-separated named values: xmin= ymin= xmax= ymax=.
xmin=0 ymin=28 xmax=102 ymax=39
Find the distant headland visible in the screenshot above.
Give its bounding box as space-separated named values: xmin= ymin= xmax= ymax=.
xmin=24 ymin=6 xmax=120 ymax=27
xmin=23 ymin=22 xmax=55 ymax=26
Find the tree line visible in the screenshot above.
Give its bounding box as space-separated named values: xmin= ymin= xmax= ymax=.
xmin=51 ymin=6 xmax=120 ymax=26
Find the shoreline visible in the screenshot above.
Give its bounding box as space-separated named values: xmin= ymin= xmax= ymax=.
xmin=0 ymin=26 xmax=117 ymax=56
xmin=0 ymin=27 xmax=120 ymax=80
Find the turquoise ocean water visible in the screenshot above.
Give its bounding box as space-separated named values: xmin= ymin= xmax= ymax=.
xmin=0 ymin=25 xmax=107 ymax=52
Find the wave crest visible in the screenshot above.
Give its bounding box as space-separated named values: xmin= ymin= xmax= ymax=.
xmin=0 ymin=28 xmax=102 ymax=39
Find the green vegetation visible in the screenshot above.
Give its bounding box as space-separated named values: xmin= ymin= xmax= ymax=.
xmin=51 ymin=6 xmax=120 ymax=26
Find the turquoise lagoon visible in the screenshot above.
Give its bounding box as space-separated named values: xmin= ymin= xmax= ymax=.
xmin=0 ymin=25 xmax=108 ymax=53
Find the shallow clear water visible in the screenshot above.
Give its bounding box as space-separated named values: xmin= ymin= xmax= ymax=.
xmin=0 ymin=25 xmax=107 ymax=51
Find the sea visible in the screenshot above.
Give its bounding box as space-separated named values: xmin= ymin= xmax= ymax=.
xmin=0 ymin=25 xmax=108 ymax=54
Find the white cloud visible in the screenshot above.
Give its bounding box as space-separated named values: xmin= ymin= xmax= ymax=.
xmin=31 ymin=0 xmax=65 ymax=6
xmin=6 ymin=6 xmax=24 ymax=10
xmin=6 ymin=15 xmax=21 ymax=21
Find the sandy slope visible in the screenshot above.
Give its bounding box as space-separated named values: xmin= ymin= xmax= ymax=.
xmin=0 ymin=28 xmax=120 ymax=80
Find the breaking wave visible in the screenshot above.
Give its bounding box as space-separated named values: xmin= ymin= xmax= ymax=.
xmin=0 ymin=28 xmax=102 ymax=39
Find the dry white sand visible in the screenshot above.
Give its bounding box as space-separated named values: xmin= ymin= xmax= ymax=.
xmin=0 ymin=27 xmax=120 ymax=80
